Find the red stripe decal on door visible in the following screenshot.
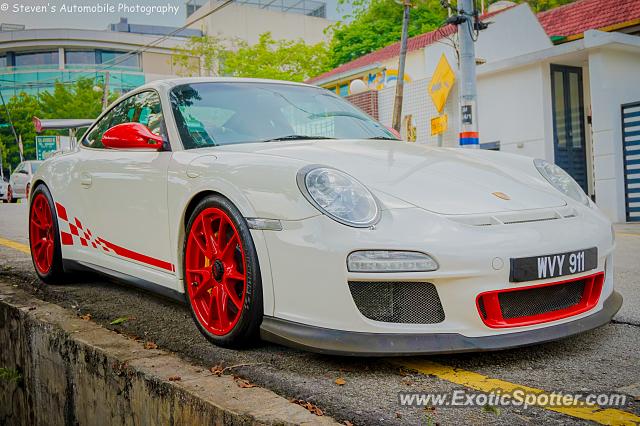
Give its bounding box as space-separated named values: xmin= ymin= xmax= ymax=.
xmin=97 ymin=238 xmax=175 ymax=272
xmin=55 ymin=203 xmax=175 ymax=273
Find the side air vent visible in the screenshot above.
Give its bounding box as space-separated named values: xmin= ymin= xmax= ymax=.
xmin=348 ymin=281 xmax=445 ymax=324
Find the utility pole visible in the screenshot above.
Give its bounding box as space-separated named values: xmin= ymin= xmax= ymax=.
xmin=102 ymin=71 xmax=111 ymax=111
xmin=457 ymin=0 xmax=480 ymax=148
xmin=391 ymin=0 xmax=411 ymax=133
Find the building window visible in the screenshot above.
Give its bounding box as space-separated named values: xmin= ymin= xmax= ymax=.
xmin=65 ymin=50 xmax=96 ymax=65
xmin=0 ymin=56 xmax=6 ymax=68
xmin=98 ymin=50 xmax=140 ymax=69
xmin=14 ymin=51 xmax=58 ymax=68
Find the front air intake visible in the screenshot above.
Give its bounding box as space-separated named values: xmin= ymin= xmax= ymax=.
xmin=476 ymin=272 xmax=604 ymax=328
xmin=348 ymin=281 xmax=445 ymax=324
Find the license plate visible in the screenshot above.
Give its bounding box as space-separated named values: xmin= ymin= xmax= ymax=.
xmin=509 ymin=247 xmax=597 ymax=282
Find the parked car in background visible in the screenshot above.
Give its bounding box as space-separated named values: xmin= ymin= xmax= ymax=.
xmin=8 ymin=160 xmax=42 ymax=203
xmin=0 ymin=176 xmax=8 ymax=203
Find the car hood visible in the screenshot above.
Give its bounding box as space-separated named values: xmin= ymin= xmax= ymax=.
xmin=215 ymin=140 xmax=566 ymax=215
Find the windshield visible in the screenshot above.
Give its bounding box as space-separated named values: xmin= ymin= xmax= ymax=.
xmin=170 ymin=82 xmax=397 ymax=149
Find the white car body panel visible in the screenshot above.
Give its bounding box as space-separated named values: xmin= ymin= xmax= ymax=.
xmin=30 ymin=77 xmax=619 ymax=355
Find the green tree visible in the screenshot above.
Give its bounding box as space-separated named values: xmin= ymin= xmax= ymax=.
xmin=222 ymin=33 xmax=331 ymax=82
xmin=172 ymin=32 xmax=330 ymax=82
xmin=39 ymin=78 xmax=116 ymax=122
xmin=327 ymin=0 xmax=577 ymax=68
xmin=172 ymin=34 xmax=228 ymax=77
xmin=0 ymin=78 xmax=115 ymax=171
xmin=0 ymin=92 xmax=40 ymax=169
xmin=507 ymin=0 xmax=576 ymax=12
xmin=328 ymin=0 xmax=447 ymax=68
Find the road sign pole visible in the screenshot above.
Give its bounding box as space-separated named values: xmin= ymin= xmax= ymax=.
xmin=458 ymin=0 xmax=480 ymax=149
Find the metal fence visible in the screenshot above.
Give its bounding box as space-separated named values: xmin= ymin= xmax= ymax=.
xmin=378 ymin=77 xmax=459 ymax=147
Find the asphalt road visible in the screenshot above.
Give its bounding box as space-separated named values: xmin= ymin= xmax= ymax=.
xmin=1 ymin=202 xmax=639 ymax=425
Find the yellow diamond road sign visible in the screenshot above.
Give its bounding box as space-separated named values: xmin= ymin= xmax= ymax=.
xmin=428 ymin=54 xmax=455 ymax=114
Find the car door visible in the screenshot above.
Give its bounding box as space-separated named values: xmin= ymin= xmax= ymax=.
xmin=69 ymin=90 xmax=179 ymax=291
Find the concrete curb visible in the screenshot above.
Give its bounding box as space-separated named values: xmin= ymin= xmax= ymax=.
xmin=0 ymin=282 xmax=337 ymax=425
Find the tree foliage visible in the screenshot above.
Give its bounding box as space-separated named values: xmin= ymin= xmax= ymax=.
xmin=328 ymin=0 xmax=447 ymax=68
xmin=328 ymin=0 xmax=577 ymax=68
xmin=0 ymin=78 xmax=115 ymax=172
xmin=172 ymin=34 xmax=228 ymax=77
xmin=222 ymin=33 xmax=331 ymax=82
xmin=510 ymin=0 xmax=576 ymax=12
xmin=173 ymin=32 xmax=331 ymax=82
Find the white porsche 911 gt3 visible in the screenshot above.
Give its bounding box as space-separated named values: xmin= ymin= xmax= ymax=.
xmin=29 ymin=78 xmax=621 ymax=355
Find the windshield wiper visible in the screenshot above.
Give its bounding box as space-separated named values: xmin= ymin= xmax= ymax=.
xmin=367 ymin=136 xmax=399 ymax=140
xmin=261 ymin=135 xmax=336 ymax=142
xmin=308 ymin=111 xmax=368 ymax=121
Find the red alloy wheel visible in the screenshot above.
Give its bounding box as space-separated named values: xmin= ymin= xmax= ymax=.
xmin=185 ymin=207 xmax=247 ymax=336
xmin=29 ymin=193 xmax=55 ymax=275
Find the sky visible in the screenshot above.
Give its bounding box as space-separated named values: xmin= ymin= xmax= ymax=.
xmin=0 ymin=0 xmax=350 ymax=30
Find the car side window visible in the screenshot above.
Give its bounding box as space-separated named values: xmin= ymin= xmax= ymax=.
xmin=83 ymin=91 xmax=167 ymax=149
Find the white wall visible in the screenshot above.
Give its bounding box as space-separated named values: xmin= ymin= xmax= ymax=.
xmin=476 ymin=63 xmax=550 ymax=158
xmin=188 ymin=1 xmax=332 ymax=45
xmin=588 ymin=46 xmax=640 ymax=222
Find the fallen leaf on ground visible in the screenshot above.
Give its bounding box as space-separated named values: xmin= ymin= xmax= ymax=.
xmin=144 ymin=341 xmax=158 ymax=350
xmin=168 ymin=375 xmax=181 ymax=381
xmin=79 ymin=313 xmax=92 ymax=321
xmin=335 ymin=377 xmax=346 ymax=386
xmin=210 ymin=365 xmax=224 ymax=376
xmin=110 ymin=316 xmax=132 ymax=325
xmin=234 ymin=376 xmax=257 ymax=388
xmin=291 ymin=399 xmax=324 ymax=416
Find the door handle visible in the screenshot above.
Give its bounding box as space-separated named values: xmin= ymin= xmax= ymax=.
xmin=80 ymin=173 xmax=92 ymax=188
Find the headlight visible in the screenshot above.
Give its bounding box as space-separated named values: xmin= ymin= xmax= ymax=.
xmin=534 ymin=159 xmax=590 ymax=206
xmin=297 ymin=166 xmax=379 ymax=227
xmin=347 ymin=250 xmax=438 ymax=272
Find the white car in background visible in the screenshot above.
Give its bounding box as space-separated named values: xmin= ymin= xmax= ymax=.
xmin=27 ymin=78 xmax=621 ymax=355
xmin=8 ymin=160 xmax=42 ymax=202
xmin=0 ymin=176 xmax=8 ymax=202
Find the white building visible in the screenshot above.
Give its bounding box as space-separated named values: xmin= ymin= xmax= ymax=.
xmin=186 ymin=0 xmax=333 ymax=45
xmin=309 ymin=0 xmax=640 ymax=223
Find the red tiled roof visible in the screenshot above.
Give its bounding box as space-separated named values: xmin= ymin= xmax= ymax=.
xmin=307 ymin=25 xmax=456 ymax=84
xmin=307 ymin=6 xmax=510 ymax=85
xmin=537 ymin=0 xmax=640 ymax=38
xmin=309 ymin=0 xmax=640 ymax=85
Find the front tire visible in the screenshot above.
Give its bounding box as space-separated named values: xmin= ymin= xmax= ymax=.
xmin=183 ymin=195 xmax=263 ymax=348
xmin=29 ymin=184 xmax=66 ymax=283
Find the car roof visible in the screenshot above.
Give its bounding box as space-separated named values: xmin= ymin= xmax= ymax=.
xmin=136 ymin=77 xmax=319 ymax=92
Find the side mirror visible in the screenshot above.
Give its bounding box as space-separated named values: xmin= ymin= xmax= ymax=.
xmin=102 ymin=122 xmax=164 ymax=151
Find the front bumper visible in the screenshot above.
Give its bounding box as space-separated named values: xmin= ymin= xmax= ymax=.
xmin=260 ymin=290 xmax=622 ymax=356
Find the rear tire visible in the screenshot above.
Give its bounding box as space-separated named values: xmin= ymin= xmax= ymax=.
xmin=29 ymin=184 xmax=66 ymax=284
xmin=183 ymin=195 xmax=263 ymax=348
